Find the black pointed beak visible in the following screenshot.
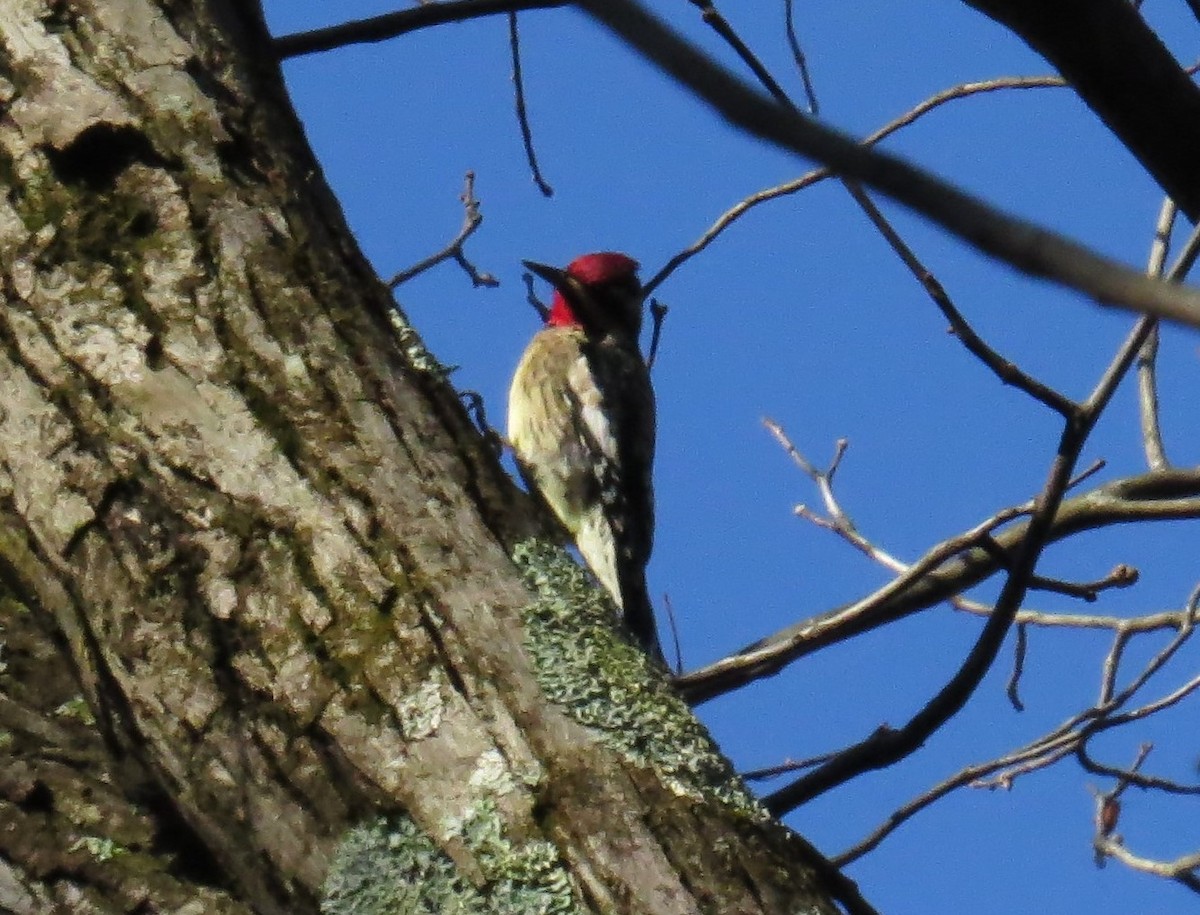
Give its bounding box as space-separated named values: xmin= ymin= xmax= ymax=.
xmin=521 ymin=259 xmax=572 ymax=292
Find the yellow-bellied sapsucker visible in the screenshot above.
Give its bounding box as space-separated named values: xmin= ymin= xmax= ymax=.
xmin=508 ymin=252 xmax=662 ymax=660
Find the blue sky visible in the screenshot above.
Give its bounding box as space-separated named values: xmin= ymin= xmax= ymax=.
xmin=263 ymin=3 xmax=1200 ymax=912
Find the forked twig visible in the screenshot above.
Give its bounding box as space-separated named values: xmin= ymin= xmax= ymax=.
xmin=388 ymin=172 xmax=498 ymax=288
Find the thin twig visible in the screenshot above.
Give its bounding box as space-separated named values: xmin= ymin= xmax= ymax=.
xmin=1098 ymin=629 xmax=1131 ymax=707
xmin=685 ymin=0 xmax=795 ymax=107
xmin=645 ymin=75 xmax=1067 ymax=295
xmin=1094 ymin=840 xmax=1200 ymax=895
xmin=762 ymin=206 xmax=1198 ymax=812
xmin=1088 ymin=585 xmax=1198 ymax=723
xmin=783 ymin=0 xmax=818 ymax=114
xmin=1079 ymin=741 xmax=1200 ymax=795
xmin=663 ymin=592 xmax=683 ymax=675
xmin=388 ymin=172 xmax=498 ymax=288
xmin=834 ymin=735 xmax=1070 ymax=865
xmin=687 ymin=0 xmax=1057 ymax=422
xmin=1090 ymin=744 xmax=1149 ymax=862
xmin=847 ymin=183 xmax=1075 ymax=415
xmin=1025 ymin=564 xmax=1139 ymax=602
xmin=677 ymin=199 xmax=1200 ymax=709
xmin=742 ymin=751 xmax=836 ymax=782
xmin=1136 ymin=198 xmax=1176 ymax=470
xmin=522 ymin=271 xmax=549 ymax=321
xmin=1067 ymin=458 xmax=1106 ymax=490
xmin=509 ymin=12 xmax=554 ymax=196
xmin=1005 ymin=623 xmax=1026 ymax=711
xmin=646 ymin=299 xmax=669 ymax=370
xmin=647 ymin=60 xmax=1193 ymax=294
xmin=956 ymin=601 xmax=1181 ymax=633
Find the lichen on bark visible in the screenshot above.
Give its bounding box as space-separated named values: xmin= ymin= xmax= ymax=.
xmin=514 ymin=540 xmax=766 ymax=820
xmin=322 ymin=807 xmax=580 ymax=915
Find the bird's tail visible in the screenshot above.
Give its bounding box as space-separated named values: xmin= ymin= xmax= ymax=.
xmin=576 ymin=512 xmax=663 ymax=663
xmin=619 ymin=571 xmax=665 ymax=666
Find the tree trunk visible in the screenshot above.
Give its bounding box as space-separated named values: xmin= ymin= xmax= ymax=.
xmin=0 ymin=2 xmax=840 ymax=912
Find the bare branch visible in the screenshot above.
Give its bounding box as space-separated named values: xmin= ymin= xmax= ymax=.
xmin=1099 ymin=628 xmax=1132 ymax=707
xmin=765 ymin=421 xmax=870 ymax=533
xmin=763 ymin=462 xmax=1069 ymax=811
xmin=683 ymin=68 xmax=1200 ymax=302
xmin=959 ymin=602 xmax=1183 ymax=634
xmin=1067 ymin=458 xmax=1106 ymax=490
xmin=1094 ymin=838 xmax=1200 ymax=894
xmin=769 ymin=436 xmax=1160 ymax=641
xmin=837 ymin=588 xmax=1200 ymax=865
xmin=742 ymin=751 xmax=835 ymax=782
xmin=1025 ymin=564 xmax=1139 ymax=602
xmin=834 ymin=737 xmax=1071 ymax=866
xmin=685 ymin=0 xmax=795 ymax=108
xmin=1080 ymin=743 xmax=1200 ymax=796
xmin=960 ymin=0 xmax=1200 ymax=217
xmin=670 ymin=0 xmax=1090 ymax=393
xmin=583 ymin=0 xmax=1200 ymax=326
xmin=273 ymin=0 xmax=567 ymax=59
xmin=765 ymin=295 xmax=1164 ymax=812
xmin=677 ymin=468 xmax=1200 ymax=704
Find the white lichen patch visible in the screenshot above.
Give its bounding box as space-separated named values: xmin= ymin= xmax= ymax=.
xmin=387 ymin=306 xmax=450 ymax=379
xmin=394 ymin=672 xmax=445 ymax=741
xmin=72 ymin=309 xmax=151 ymax=387
xmin=467 ymin=748 xmax=515 ymax=797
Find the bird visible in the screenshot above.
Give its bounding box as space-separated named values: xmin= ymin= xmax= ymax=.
xmin=508 ymin=252 xmax=662 ymax=660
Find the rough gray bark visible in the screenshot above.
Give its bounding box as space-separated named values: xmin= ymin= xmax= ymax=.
xmin=0 ymin=2 xmax=842 ymax=913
